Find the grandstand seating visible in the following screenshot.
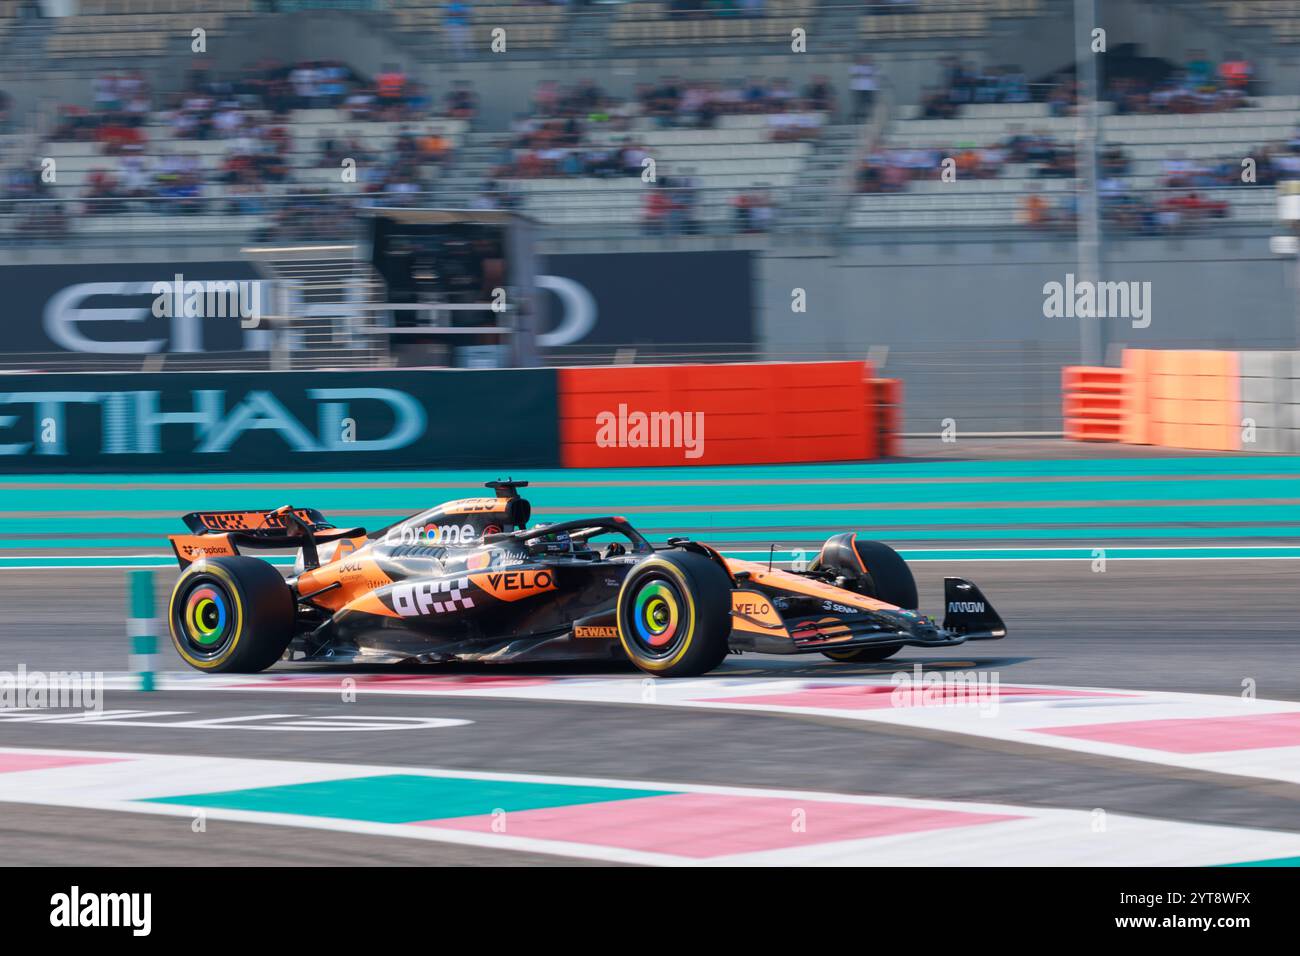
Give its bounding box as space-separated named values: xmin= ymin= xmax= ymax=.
xmin=46 ymin=0 xmax=253 ymax=59
xmin=1219 ymin=0 xmax=1300 ymax=43
xmin=40 ymin=108 xmax=467 ymax=189
xmin=0 ymin=0 xmax=16 ymax=41
xmin=609 ymin=0 xmax=816 ymax=46
xmin=849 ymin=97 xmax=1297 ymax=228
xmin=27 ymin=109 xmax=468 ymax=238
xmin=856 ymin=0 xmax=1040 ymax=41
xmin=391 ymin=1 xmax=565 ymax=50
xmin=497 ymin=113 xmax=823 ymax=227
xmin=6 ymin=1 xmax=1296 ymax=241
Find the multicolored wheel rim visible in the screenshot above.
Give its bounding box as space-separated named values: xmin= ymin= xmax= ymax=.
xmin=175 ymin=579 xmax=235 ymax=658
xmin=627 ymin=575 xmax=688 ymax=657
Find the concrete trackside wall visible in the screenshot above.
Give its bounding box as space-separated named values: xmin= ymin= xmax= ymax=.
xmin=755 ymin=232 xmax=1298 ymax=432
xmin=758 ymin=233 xmax=1295 ymax=354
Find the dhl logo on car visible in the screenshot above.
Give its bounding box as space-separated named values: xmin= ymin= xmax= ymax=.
xmin=470 ymin=569 xmax=557 ymax=602
xmin=196 ymin=510 xmax=316 ymax=532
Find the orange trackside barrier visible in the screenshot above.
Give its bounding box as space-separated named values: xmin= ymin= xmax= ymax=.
xmin=1122 ymin=348 xmax=1150 ymax=445
xmin=1122 ymin=349 xmax=1241 ymax=451
xmin=1062 ymin=366 xmax=1128 ymax=442
xmin=558 ymin=361 xmax=878 ymax=467
xmin=869 ymin=378 xmax=903 ymax=458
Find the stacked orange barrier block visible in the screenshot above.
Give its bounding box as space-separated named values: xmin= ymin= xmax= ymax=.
xmin=870 ymin=378 xmax=903 ymax=457
xmin=558 ymin=361 xmax=880 ymax=467
xmin=1137 ymin=349 xmax=1241 ymax=451
xmin=1063 ymin=350 xmax=1242 ymax=451
xmin=1062 ymin=366 xmax=1127 ymax=441
xmin=1122 ymin=348 xmax=1151 ymax=445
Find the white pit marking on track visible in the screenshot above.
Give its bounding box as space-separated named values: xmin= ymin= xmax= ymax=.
xmin=0 ymin=709 xmax=470 ymax=732
xmin=80 ymin=670 xmax=1300 ymax=788
xmin=0 ymin=744 xmax=1298 ymax=866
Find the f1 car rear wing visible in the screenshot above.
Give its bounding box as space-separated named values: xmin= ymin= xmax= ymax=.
xmin=182 ymin=507 xmax=333 ymax=537
xmin=170 ymin=506 xmax=365 ymax=570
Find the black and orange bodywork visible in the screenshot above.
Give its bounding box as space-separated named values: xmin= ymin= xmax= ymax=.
xmin=166 ymin=480 xmax=1006 ymax=669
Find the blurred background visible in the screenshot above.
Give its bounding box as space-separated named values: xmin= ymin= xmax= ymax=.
xmin=0 ymin=0 xmax=1295 ymax=443
xmin=6 ymin=3 xmax=1300 ymax=871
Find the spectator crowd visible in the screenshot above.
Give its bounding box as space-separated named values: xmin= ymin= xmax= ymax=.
xmin=478 ymin=75 xmax=831 ymax=234
xmin=2 ymin=60 xmax=478 ymax=237
xmin=856 ymin=51 xmax=1278 ymax=235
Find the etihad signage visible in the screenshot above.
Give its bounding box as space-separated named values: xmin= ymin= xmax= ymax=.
xmin=0 ymin=254 xmax=754 ymax=355
xmin=0 ymin=386 xmax=425 ymax=457
xmin=43 ymin=278 xmax=272 ymax=354
xmin=0 ymin=369 xmax=561 ymax=472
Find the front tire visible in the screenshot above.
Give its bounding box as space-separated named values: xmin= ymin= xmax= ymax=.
xmin=815 ymin=535 xmax=917 ymax=663
xmin=168 ymin=557 xmax=295 ymax=673
xmin=616 ymin=551 xmax=732 ymax=677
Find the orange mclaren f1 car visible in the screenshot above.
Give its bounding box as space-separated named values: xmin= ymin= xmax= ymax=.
xmin=165 ymin=480 xmax=1006 ymax=677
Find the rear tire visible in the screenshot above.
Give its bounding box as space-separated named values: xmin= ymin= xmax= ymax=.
xmin=168 ymin=557 xmax=295 ymax=673
xmin=815 ymin=535 xmax=917 ymax=663
xmin=616 ymin=551 xmax=732 ymax=677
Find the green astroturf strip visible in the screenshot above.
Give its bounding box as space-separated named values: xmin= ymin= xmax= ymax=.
xmin=892 ymin=546 xmax=1300 ymax=560
xmin=143 ymin=774 xmax=674 ymax=824
xmin=6 ymin=503 xmax=1300 ymax=535
xmin=9 ymin=547 xmax=1300 ymax=568
xmin=6 ymin=477 xmax=1300 ymax=514
xmin=1220 ymin=856 xmax=1300 ymax=867
xmin=668 ymin=526 xmax=1300 ymax=542
xmin=4 ymin=460 xmax=1300 ymax=556
xmin=0 ymin=555 xmax=296 ymax=567
xmin=2 ymin=457 xmax=1300 ymax=486
xmin=14 ymin=526 xmax=1300 ymax=551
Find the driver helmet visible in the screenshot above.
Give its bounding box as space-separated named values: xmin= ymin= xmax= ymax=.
xmin=527 ymin=524 xmax=572 ymax=555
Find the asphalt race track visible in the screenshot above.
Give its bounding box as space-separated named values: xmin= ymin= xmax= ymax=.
xmin=1 ymin=560 xmax=1299 ymax=865
xmin=2 ymin=448 xmax=1300 ymax=865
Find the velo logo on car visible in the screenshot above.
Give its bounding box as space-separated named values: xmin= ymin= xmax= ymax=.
xmin=733 ymin=598 xmax=773 ymax=617
xmin=471 ymin=569 xmax=556 ymax=601
xmin=439 ymin=497 xmax=506 ymax=514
